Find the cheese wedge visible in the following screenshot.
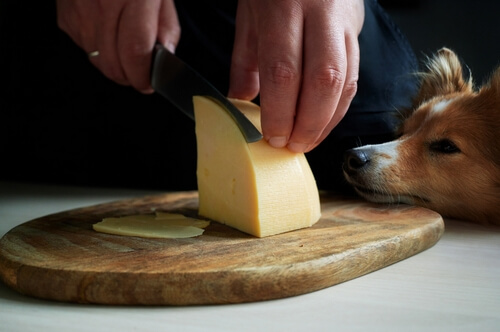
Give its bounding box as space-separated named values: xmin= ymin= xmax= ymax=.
xmin=194 ymin=96 xmax=321 ymax=237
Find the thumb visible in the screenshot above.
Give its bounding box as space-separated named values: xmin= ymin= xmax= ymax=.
xmin=157 ymin=0 xmax=181 ymax=53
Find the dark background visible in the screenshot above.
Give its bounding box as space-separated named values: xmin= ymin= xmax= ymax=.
xmin=382 ymin=0 xmax=499 ymax=85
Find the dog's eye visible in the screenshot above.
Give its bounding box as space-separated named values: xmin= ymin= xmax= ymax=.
xmin=429 ymin=139 xmax=461 ymax=154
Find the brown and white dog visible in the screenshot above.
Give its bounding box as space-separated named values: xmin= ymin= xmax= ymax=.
xmin=343 ymin=48 xmax=500 ymax=224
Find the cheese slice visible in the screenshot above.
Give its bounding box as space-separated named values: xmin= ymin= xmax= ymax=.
xmin=194 ymin=96 xmax=321 ymax=237
xmin=93 ymin=213 xmax=210 ymax=239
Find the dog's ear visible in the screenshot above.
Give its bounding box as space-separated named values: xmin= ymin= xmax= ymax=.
xmin=413 ymin=48 xmax=474 ymax=107
xmin=479 ymin=66 xmax=500 ymax=101
xmin=477 ymin=66 xmax=500 ymax=166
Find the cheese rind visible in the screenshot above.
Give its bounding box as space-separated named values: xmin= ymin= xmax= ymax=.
xmin=194 ymin=96 xmax=321 ymax=237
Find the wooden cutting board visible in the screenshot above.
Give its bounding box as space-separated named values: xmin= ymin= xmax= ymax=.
xmin=0 ymin=191 xmax=443 ymax=305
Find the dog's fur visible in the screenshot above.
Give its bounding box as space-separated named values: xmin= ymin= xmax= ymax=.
xmin=343 ymin=48 xmax=500 ymax=224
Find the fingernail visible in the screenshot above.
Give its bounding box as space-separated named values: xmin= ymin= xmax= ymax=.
xmin=267 ymin=136 xmax=288 ymax=148
xmin=287 ymin=142 xmax=309 ymax=153
xmin=165 ymin=42 xmax=176 ymax=54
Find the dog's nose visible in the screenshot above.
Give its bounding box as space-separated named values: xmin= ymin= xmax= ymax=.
xmin=344 ymin=148 xmax=371 ymax=173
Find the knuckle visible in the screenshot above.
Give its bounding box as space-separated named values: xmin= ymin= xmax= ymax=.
xmin=266 ymin=61 xmax=299 ymax=86
xmin=304 ymin=118 xmax=328 ymax=135
xmin=294 ymin=119 xmax=327 ymax=140
xmin=343 ymin=80 xmax=358 ymax=99
xmin=309 ymin=66 xmax=345 ymax=92
xmin=303 ymin=127 xmax=324 ymax=138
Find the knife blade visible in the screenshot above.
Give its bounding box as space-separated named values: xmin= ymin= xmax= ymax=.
xmin=151 ymin=44 xmax=263 ymax=143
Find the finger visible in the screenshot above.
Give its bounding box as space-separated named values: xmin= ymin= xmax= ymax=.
xmin=258 ymin=3 xmax=304 ymax=148
xmin=287 ymin=10 xmax=347 ymax=153
xmin=56 ymin=0 xmax=98 ymax=54
xmin=94 ymin=1 xmax=129 ymax=86
xmin=228 ymin=2 xmax=259 ymax=100
xmin=117 ymin=0 xmax=163 ymax=93
xmin=156 ymin=0 xmax=181 ymax=54
xmin=307 ymin=33 xmax=360 ymax=152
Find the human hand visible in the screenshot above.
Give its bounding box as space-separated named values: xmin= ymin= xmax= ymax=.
xmin=56 ymin=0 xmax=180 ymax=94
xmin=228 ymin=0 xmax=365 ymax=152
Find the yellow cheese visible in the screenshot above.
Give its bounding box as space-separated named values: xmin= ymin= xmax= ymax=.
xmin=194 ymin=96 xmax=321 ymax=237
xmin=93 ymin=213 xmax=210 ymax=239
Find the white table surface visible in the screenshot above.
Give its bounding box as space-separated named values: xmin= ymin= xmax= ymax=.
xmin=1 ymin=181 xmax=499 ymax=332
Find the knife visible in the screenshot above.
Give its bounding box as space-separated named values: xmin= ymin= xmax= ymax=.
xmin=151 ymin=44 xmax=263 ymax=143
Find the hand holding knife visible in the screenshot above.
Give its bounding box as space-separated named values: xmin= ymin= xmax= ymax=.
xmin=151 ymin=44 xmax=263 ymax=143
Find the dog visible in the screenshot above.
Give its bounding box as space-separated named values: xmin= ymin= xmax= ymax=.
xmin=343 ymin=48 xmax=500 ymax=224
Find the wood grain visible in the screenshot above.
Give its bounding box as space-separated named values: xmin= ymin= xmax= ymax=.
xmin=0 ymin=191 xmax=444 ymax=305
